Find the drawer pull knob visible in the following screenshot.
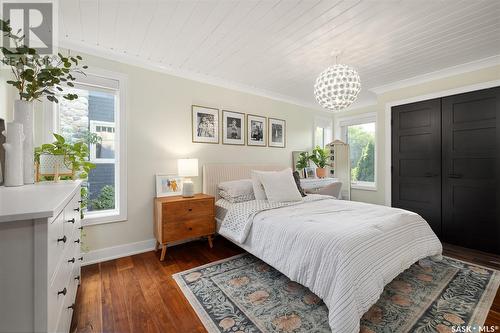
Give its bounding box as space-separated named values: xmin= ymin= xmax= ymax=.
xmin=58 ymin=288 xmax=67 ymax=296
xmin=188 ymin=227 xmax=193 ymax=231
xmin=75 ymin=276 xmax=80 ymax=281
xmin=68 ymin=303 xmax=75 ymax=310
xmin=57 ymin=236 xmax=67 ymax=243
xmin=66 ymin=218 xmax=75 ymax=224
xmin=188 ymin=208 xmax=192 ymax=211
xmin=74 ymin=239 xmax=80 ymax=243
xmin=78 ymin=256 xmax=84 ymax=261
xmin=68 ymin=258 xmax=75 ymax=263
xmin=74 ymin=207 xmax=80 ymax=212
xmin=78 ymin=226 xmax=83 ymax=230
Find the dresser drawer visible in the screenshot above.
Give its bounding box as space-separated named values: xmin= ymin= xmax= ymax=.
xmin=48 ymin=211 xmax=66 ymax=283
xmin=163 ymin=217 xmax=215 ymax=242
xmin=54 ymin=263 xmax=80 ymax=333
xmin=162 ymin=199 xmax=214 ymax=223
xmin=63 ymin=193 xmax=80 ymax=238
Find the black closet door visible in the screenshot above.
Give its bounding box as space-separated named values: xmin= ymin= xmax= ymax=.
xmin=442 ymin=87 xmax=500 ymax=254
xmin=392 ymin=99 xmax=442 ymax=236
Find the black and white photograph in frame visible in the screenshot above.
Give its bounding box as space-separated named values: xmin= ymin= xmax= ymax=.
xmin=268 ymin=118 xmax=286 ymax=148
xmin=192 ymin=105 xmax=219 ymax=144
xmin=222 ymin=110 xmax=245 ymax=145
xmin=247 ymin=114 xmax=267 ymax=146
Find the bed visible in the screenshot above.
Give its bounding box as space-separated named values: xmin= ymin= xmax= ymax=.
xmin=203 ymin=164 xmax=443 ymax=333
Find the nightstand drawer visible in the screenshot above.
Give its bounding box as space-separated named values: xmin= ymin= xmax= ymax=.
xmin=163 ymin=217 xmax=215 ymax=242
xmin=162 ymin=199 xmax=214 ymax=222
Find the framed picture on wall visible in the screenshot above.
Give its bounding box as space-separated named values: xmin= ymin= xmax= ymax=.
xmin=247 ymin=114 xmax=267 ymax=146
xmin=268 ymin=118 xmax=286 ymax=148
xmin=222 ymin=110 xmax=245 ymax=145
xmin=155 ymin=174 xmax=183 ymax=197
xmin=192 ymin=105 xmax=219 ymax=144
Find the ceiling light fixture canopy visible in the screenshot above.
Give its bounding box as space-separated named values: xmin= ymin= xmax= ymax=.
xmin=314 ymin=51 xmax=361 ymax=111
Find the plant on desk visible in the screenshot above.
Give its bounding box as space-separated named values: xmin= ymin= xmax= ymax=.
xmin=310 ymin=146 xmax=329 ymax=178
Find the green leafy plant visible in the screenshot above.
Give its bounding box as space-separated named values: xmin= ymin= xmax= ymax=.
xmin=90 ymin=185 xmax=115 ymax=210
xmin=0 ymin=19 xmax=88 ymax=102
xmin=34 ymin=133 xmax=96 ymax=179
xmin=310 ymin=145 xmax=329 ymax=168
xmin=295 ymin=152 xmax=310 ymax=170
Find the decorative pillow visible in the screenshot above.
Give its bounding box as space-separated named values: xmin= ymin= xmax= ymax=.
xmin=251 ymin=171 xmax=268 ymax=200
xmin=218 ymin=179 xmax=253 ymax=197
xmin=292 ymin=171 xmax=307 ymax=197
xmin=219 ymin=191 xmax=255 ymax=203
xmin=258 ymin=168 xmax=302 ymax=202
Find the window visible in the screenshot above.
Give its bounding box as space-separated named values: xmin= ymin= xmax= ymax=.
xmin=337 ymin=113 xmax=376 ymax=190
xmin=55 ymin=71 xmax=127 ymax=225
xmin=314 ymin=116 xmax=333 ymax=148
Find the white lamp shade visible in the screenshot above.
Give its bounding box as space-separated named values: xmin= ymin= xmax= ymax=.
xmin=177 ymin=158 xmax=199 ymax=177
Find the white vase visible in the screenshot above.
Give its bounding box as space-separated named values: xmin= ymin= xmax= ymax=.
xmin=13 ymin=100 xmax=35 ymax=184
xmin=2 ymin=122 xmax=25 ymax=187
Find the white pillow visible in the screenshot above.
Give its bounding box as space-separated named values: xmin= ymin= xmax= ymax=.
xmin=257 ymin=168 xmax=302 ymax=202
xmin=219 ymin=191 xmax=255 ymax=203
xmin=218 ymin=179 xmax=253 ymax=197
xmin=251 ymin=171 xmax=268 ymax=200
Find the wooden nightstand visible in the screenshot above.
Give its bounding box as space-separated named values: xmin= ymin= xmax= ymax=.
xmin=154 ymin=193 xmax=215 ymax=261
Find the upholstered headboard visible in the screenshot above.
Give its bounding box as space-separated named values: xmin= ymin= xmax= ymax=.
xmin=202 ymin=164 xmax=287 ymax=199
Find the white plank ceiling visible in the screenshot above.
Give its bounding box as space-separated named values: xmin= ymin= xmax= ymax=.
xmin=59 ymin=0 xmax=500 ymax=109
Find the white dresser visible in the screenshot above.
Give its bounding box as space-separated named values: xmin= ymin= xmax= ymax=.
xmin=0 ymin=181 xmax=82 ymax=333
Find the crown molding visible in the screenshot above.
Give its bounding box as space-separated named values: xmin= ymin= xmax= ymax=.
xmin=370 ymin=55 xmax=500 ymax=95
xmin=59 ymin=39 xmax=328 ymax=113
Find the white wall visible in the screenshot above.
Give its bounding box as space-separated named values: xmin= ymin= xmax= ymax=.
xmin=1 ymin=51 xmax=328 ymax=251
xmin=334 ymin=64 xmax=500 ymax=205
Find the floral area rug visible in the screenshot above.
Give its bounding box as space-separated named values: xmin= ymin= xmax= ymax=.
xmin=173 ymin=254 xmax=499 ymax=333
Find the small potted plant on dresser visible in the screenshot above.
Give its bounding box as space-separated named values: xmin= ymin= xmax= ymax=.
xmin=310 ymin=146 xmax=329 ymax=178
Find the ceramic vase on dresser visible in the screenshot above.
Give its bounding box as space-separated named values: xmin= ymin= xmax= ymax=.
xmin=2 ymin=122 xmax=24 ymax=187
xmin=13 ymin=100 xmax=35 ymax=184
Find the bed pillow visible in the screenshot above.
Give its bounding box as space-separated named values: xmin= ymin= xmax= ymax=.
xmin=258 ymin=168 xmax=302 ymax=202
xmin=292 ymin=171 xmax=307 ymax=197
xmin=251 ymin=171 xmax=268 ymax=200
xmin=218 ymin=179 xmax=253 ymax=197
xmin=219 ymin=191 xmax=255 ymax=203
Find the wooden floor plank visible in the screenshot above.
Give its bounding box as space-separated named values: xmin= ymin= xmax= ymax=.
xmin=72 ymin=238 xmax=500 ymax=332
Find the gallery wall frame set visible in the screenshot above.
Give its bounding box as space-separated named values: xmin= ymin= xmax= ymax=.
xmin=191 ymin=105 xmax=286 ymax=148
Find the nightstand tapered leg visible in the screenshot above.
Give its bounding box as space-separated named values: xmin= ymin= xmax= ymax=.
xmin=207 ymin=235 xmax=213 ymax=248
xmin=160 ymin=244 xmax=167 ymax=261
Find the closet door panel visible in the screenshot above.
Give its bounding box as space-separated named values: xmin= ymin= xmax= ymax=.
xmin=442 ymin=87 xmax=499 ymax=254
xmin=392 ymin=99 xmax=442 ymax=236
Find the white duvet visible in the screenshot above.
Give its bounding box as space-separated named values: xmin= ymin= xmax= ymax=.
xmin=218 ymin=195 xmax=442 ymax=333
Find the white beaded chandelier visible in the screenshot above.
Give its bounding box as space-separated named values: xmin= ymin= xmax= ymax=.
xmin=314 ymin=54 xmax=361 ymax=111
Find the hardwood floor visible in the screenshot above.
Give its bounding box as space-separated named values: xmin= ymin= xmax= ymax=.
xmin=71 ymin=238 xmax=500 ymax=333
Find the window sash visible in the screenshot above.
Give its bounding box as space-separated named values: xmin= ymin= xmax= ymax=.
xmin=337 ymin=113 xmax=377 ymax=190
xmin=54 ymin=71 xmax=127 ymax=225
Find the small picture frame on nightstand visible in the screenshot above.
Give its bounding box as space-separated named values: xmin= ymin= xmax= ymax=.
xmin=155 ymin=174 xmax=183 ymax=197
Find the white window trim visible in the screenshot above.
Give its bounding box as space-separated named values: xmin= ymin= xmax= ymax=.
xmin=334 ymin=112 xmax=377 ymax=191
xmin=313 ymin=115 xmax=333 ymax=147
xmin=49 ymin=68 xmax=127 ymax=226
xmin=84 ymin=69 xmax=127 ymax=226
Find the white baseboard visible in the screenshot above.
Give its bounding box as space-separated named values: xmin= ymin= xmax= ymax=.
xmin=82 ymin=238 xmax=157 ymax=266
xmin=82 ymin=237 xmax=203 ymax=266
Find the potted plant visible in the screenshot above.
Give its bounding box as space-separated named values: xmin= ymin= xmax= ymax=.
xmin=295 ymin=152 xmax=310 ymax=178
xmin=34 ymin=133 xmax=95 ymax=181
xmin=310 ymin=146 xmax=329 ymax=178
xmin=0 ymin=19 xmax=88 ymax=184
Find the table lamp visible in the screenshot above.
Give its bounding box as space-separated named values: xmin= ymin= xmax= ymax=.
xmin=178 ymin=158 xmax=198 ymax=197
